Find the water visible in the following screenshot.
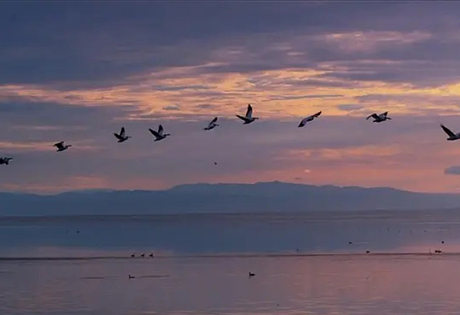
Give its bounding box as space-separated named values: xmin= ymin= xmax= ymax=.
xmin=1 ymin=210 xmax=460 ymax=314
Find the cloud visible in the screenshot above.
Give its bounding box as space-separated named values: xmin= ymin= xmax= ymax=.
xmin=445 ymin=166 xmax=460 ymax=175
xmin=3 ymin=3 xmax=460 ymax=193
xmin=267 ymin=94 xmax=343 ymax=101
xmin=162 ymin=105 xmax=181 ymax=111
xmin=154 ymin=85 xmax=209 ymax=91
xmin=195 ymin=104 xmax=216 ymax=109
xmin=337 ymin=104 xmax=364 ymax=112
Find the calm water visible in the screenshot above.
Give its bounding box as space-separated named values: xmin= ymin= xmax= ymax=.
xmin=1 ymin=210 xmax=460 ymax=314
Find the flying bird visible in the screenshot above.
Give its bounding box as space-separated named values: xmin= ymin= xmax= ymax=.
xmin=236 ymin=104 xmax=259 ymax=124
xmin=440 ymin=124 xmax=460 ymax=141
xmin=204 ymin=117 xmax=219 ymax=130
xmin=54 ymin=141 xmax=71 ymax=152
xmin=249 ymin=272 xmax=255 ymax=278
xmin=366 ymin=112 xmax=391 ymax=123
xmin=114 ymin=127 xmax=131 ymax=142
xmin=0 ymin=157 xmax=12 ymax=165
xmin=149 ymin=125 xmax=170 ymax=141
xmin=298 ymin=111 xmax=322 ymax=127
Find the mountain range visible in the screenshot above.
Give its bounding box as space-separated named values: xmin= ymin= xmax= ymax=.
xmin=1 ymin=181 xmax=460 ymax=216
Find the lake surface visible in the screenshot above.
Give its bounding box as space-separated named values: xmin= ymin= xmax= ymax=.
xmin=1 ymin=210 xmax=460 ymax=314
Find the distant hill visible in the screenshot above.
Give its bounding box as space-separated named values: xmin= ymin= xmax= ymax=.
xmin=1 ymin=181 xmax=460 ymax=216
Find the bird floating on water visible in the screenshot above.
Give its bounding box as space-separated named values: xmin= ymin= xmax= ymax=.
xmin=236 ymin=104 xmax=258 ymax=124
xmin=149 ymin=125 xmax=170 ymax=141
xmin=0 ymin=157 xmax=13 ymax=165
xmin=204 ymin=117 xmax=219 ymax=130
xmin=298 ymin=111 xmax=322 ymax=127
xmin=366 ymin=112 xmax=391 ymax=123
xmin=114 ymin=127 xmax=131 ymax=143
xmin=54 ymin=141 xmax=71 ymax=152
xmin=440 ymin=124 xmax=460 ymax=141
xmin=128 ymin=274 xmax=135 ymax=279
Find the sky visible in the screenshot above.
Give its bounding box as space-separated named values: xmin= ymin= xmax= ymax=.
xmin=1 ymin=1 xmax=460 ymax=194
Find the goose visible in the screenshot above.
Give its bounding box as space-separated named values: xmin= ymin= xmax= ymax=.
xmin=204 ymin=117 xmax=219 ymax=130
xmin=149 ymin=253 xmax=154 ymax=258
xmin=149 ymin=125 xmax=170 ymax=141
xmin=248 ymin=272 xmax=255 ymax=278
xmin=366 ymin=112 xmax=391 ymax=123
xmin=236 ymin=104 xmax=259 ymax=124
xmin=114 ymin=127 xmax=131 ymax=142
xmin=298 ymin=111 xmax=322 ymax=127
xmin=128 ymin=274 xmax=135 ymax=279
xmin=54 ymin=141 xmax=71 ymax=152
xmin=0 ymin=157 xmax=12 ymax=165
xmin=440 ymin=124 xmax=460 ymax=141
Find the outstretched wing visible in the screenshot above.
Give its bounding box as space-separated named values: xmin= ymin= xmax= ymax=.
xmin=298 ymin=118 xmax=308 ymax=127
xmin=114 ymin=133 xmax=123 ymax=140
xmin=380 ymin=111 xmax=389 ymax=118
xmin=366 ymin=114 xmax=379 ymax=120
xmin=120 ymin=127 xmax=125 ymax=137
xmin=245 ymin=104 xmax=253 ymax=119
xmin=236 ymin=115 xmax=251 ymax=123
xmin=158 ymin=125 xmax=164 ymax=136
xmin=207 ymin=117 xmax=218 ymax=128
xmin=312 ymin=111 xmax=322 ymax=118
xmin=54 ymin=141 xmax=64 ymax=149
xmin=441 ymin=124 xmax=456 ymax=137
xmin=149 ymin=128 xmax=161 ymax=138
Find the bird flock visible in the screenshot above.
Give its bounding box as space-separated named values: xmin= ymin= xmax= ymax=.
xmin=0 ymin=104 xmax=458 ymax=164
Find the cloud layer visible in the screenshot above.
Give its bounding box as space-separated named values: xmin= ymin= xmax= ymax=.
xmin=1 ymin=2 xmax=460 ymax=193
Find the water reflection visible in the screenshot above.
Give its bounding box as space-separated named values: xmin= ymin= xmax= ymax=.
xmin=2 ymin=211 xmax=460 ymax=257
xmin=1 ymin=255 xmax=460 ymax=314
xmin=2 ymin=211 xmax=460 ymax=314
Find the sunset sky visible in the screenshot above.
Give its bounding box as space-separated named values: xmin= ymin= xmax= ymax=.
xmin=1 ymin=2 xmax=460 ymax=193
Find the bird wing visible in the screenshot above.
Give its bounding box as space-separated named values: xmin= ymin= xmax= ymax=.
xmin=158 ymin=125 xmax=164 ymax=136
xmin=236 ymin=115 xmax=250 ymax=122
xmin=298 ymin=118 xmax=308 ymax=127
xmin=114 ymin=133 xmax=123 ymax=140
xmin=120 ymin=127 xmax=125 ymax=137
xmin=441 ymin=124 xmax=456 ymax=137
xmin=312 ymin=111 xmax=322 ymax=118
xmin=246 ymin=104 xmax=253 ymax=119
xmin=380 ymin=111 xmax=389 ymax=118
xmin=207 ymin=117 xmax=218 ymax=128
xmin=54 ymin=141 xmax=64 ymax=148
xmin=366 ymin=114 xmax=379 ymax=120
xmin=149 ymin=128 xmax=161 ymax=138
